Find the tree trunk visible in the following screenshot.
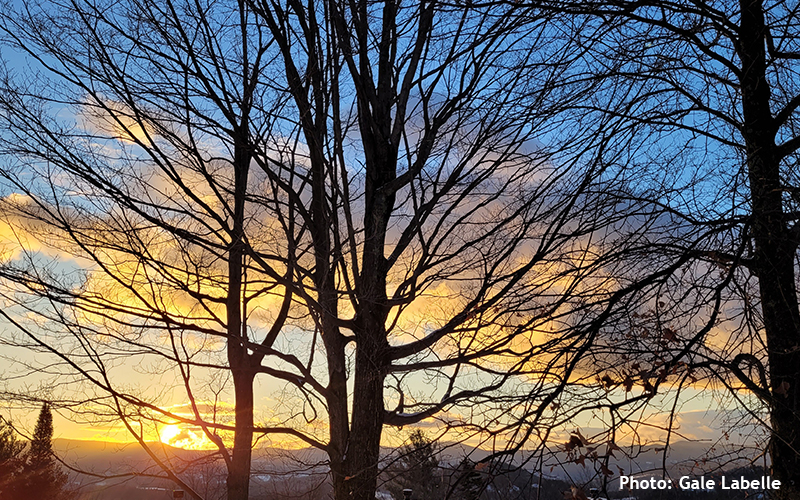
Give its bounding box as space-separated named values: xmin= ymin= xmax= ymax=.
xmin=740 ymin=0 xmax=800 ymax=496
xmin=226 ymin=130 xmax=253 ymax=500
xmin=228 ymin=369 xmax=255 ymax=500
xmin=322 ymin=311 xmax=350 ymax=500
xmin=343 ymin=323 xmax=388 ymax=500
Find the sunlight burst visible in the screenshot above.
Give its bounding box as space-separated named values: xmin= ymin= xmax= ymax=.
xmin=159 ymin=424 xmax=214 ymax=450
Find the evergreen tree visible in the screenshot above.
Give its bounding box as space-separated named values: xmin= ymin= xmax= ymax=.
xmin=18 ymin=404 xmax=68 ymax=499
xmin=0 ymin=416 xmax=24 ymax=498
xmin=386 ymin=431 xmax=443 ymax=500
xmin=449 ymin=459 xmax=485 ymax=500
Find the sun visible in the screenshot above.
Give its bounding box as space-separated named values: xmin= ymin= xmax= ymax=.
xmin=159 ymin=424 xmax=182 ymax=444
xmin=159 ymin=424 xmax=214 ymax=450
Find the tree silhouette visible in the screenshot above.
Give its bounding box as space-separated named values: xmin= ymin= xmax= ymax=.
xmin=18 ymin=404 xmax=68 ymax=500
xmin=0 ymin=416 xmax=24 ymax=499
xmin=385 ymin=430 xmax=443 ymax=500
xmin=448 ymin=458 xmax=487 ymax=500
xmin=520 ymin=0 xmax=800 ymax=496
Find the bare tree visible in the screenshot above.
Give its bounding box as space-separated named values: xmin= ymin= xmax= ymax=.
xmin=497 ymin=0 xmax=800 ymax=497
xmin=0 ymin=1 xmax=664 ymax=500
xmin=0 ymin=1 xmax=297 ymax=498
xmin=245 ymin=2 xmax=684 ymax=499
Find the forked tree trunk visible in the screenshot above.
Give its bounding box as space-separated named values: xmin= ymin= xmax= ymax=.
xmin=342 ymin=323 xmax=389 ymax=500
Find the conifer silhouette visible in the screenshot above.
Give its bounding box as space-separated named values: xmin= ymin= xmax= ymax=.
xmin=0 ymin=416 xmax=24 ymax=498
xmin=19 ymin=404 xmax=68 ymax=499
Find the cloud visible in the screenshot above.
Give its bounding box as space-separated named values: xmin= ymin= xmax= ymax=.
xmin=78 ymin=98 xmax=153 ymax=145
xmin=0 ymin=193 xmax=76 ymax=262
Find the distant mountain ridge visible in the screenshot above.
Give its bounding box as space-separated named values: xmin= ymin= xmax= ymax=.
xmin=53 ymin=437 xmax=755 ymax=478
